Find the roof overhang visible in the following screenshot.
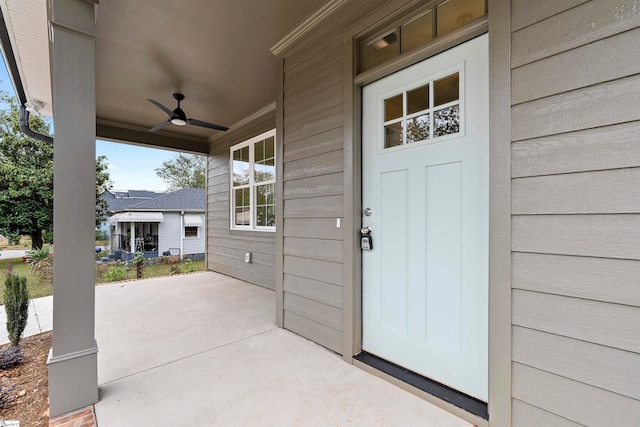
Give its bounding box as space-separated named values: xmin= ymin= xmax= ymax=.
xmin=0 ymin=0 xmax=328 ymax=153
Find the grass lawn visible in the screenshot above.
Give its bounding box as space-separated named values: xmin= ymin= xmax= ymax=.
xmin=0 ymin=256 xmax=206 ymax=304
xmin=0 ymin=235 xmax=33 ymax=250
xmin=95 ymin=259 xmax=206 ymax=284
xmin=0 ymin=257 xmax=53 ymax=302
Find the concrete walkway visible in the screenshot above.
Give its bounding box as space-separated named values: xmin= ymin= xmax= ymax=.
xmin=6 ymin=272 xmax=471 ymax=426
xmin=0 ymin=249 xmax=28 ymax=260
xmin=0 ymin=295 xmax=52 ymax=344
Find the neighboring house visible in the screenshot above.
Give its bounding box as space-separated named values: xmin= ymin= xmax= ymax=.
xmin=1 ymin=0 xmax=638 ymax=425
xmin=106 ymin=188 xmax=205 ymax=260
xmin=96 ymin=189 xmax=163 ymax=238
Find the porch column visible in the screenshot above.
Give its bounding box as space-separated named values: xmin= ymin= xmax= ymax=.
xmin=47 ymin=0 xmax=100 ymax=417
xmin=130 ymin=221 xmax=136 ymax=252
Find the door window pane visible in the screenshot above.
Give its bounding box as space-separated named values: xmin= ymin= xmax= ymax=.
xmin=437 ymin=0 xmax=485 ymax=37
xmin=232 ymin=146 xmax=250 ymax=186
xmin=385 ymin=94 xmax=403 ymax=121
xmin=434 ymin=73 xmax=459 ymax=106
xmin=434 ymin=105 xmax=460 ymax=137
xmin=407 ymin=84 xmax=430 ymax=114
xmin=406 ymin=114 xmax=430 ymax=143
xmin=384 ymin=122 xmax=404 ymax=148
xmin=402 ymin=10 xmax=433 ymax=52
xmin=364 ymin=31 xmax=399 ymax=69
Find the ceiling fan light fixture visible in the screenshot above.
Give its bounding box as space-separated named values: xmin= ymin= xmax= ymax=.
xmin=170 ymin=117 xmax=187 ymax=126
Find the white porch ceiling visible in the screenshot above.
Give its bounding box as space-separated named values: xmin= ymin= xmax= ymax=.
xmin=0 ymin=0 xmax=327 ymax=149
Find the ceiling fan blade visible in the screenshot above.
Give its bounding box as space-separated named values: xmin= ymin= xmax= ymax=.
xmin=149 ymin=120 xmax=172 ymax=132
xmin=147 ymin=99 xmax=175 ymax=117
xmin=187 ymin=118 xmax=229 ymax=131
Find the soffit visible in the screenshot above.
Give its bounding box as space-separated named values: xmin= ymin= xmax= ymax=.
xmin=0 ymin=0 xmax=52 ymax=117
xmin=94 ymin=0 xmax=327 ymax=143
xmin=1 ymin=0 xmax=327 ymax=148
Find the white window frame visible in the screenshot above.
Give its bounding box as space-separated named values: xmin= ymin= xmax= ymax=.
xmin=229 ymin=129 xmax=276 ymax=231
xmin=183 ymin=226 xmax=199 ymax=239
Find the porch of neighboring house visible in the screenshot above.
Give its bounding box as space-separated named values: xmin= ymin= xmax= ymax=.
xmin=44 ymin=272 xmax=470 ymax=426
xmin=107 ymin=214 xmax=161 ymax=261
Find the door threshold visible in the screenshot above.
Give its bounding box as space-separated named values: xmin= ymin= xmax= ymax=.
xmin=354 ymin=352 xmax=488 ymax=420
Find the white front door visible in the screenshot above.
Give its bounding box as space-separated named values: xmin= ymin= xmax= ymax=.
xmin=362 ymin=34 xmax=488 ymax=401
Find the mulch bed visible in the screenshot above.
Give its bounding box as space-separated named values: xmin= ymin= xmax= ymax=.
xmin=0 ymin=331 xmax=51 ymax=426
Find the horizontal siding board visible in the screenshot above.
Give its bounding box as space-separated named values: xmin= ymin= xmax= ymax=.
xmin=511 ymin=0 xmax=588 ymax=32
xmin=283 ymin=255 xmax=343 ymax=286
xmin=512 ymin=290 xmax=640 ymax=352
xmin=284 ymin=104 xmax=343 ymax=144
xmin=284 ymin=236 xmax=343 ymax=263
xmin=512 ymin=399 xmax=582 ymax=427
xmin=207 ymin=262 xmax=275 ymax=290
xmin=512 ymin=168 xmax=640 ymax=214
xmin=283 ymin=127 xmax=343 ymax=162
xmin=511 ymin=0 xmax=640 ymax=67
xmin=513 ymin=252 xmax=640 ymax=306
xmin=207 ymin=236 xmax=275 ymax=255
xmin=283 ymin=217 xmax=343 ymax=240
xmin=284 ymin=60 xmax=342 ymax=107
xmin=284 ymin=195 xmax=343 ymax=218
xmin=284 ymin=172 xmax=344 ymax=200
xmin=513 ymin=326 xmax=640 ymax=399
xmin=283 ymin=149 xmax=343 ymax=181
xmin=512 ymin=74 xmax=640 ymax=141
xmin=512 ymin=121 xmax=640 ymax=177
xmin=285 ymin=82 xmax=343 ymax=127
xmin=512 ymin=214 xmax=640 ymax=260
xmin=512 ymin=363 xmax=640 ymax=426
xmin=209 ymin=246 xmax=275 ymax=267
xmin=209 ymin=251 xmax=274 ymax=277
xmin=284 ymin=310 xmax=342 ymax=353
xmin=284 ymin=37 xmax=342 ymax=90
xmin=284 ymin=274 xmax=343 ymax=308
xmin=284 ymin=292 xmax=343 ymax=331
xmin=512 ymin=27 xmax=640 ymax=104
xmin=208 ymin=173 xmax=228 ymax=187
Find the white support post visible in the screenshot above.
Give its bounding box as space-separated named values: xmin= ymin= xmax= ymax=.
xmin=47 ymin=0 xmax=100 ymax=417
xmin=130 ymin=221 xmax=136 ymax=253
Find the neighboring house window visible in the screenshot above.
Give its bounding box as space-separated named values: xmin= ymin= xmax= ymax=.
xmin=184 ymin=226 xmax=199 ymax=238
xmin=230 ymin=129 xmax=276 ymax=231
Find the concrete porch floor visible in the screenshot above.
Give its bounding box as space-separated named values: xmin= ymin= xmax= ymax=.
xmin=86 ymin=272 xmax=471 ymax=426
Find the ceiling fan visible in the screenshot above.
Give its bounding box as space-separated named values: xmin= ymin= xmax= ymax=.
xmin=147 ymin=93 xmax=229 ymax=132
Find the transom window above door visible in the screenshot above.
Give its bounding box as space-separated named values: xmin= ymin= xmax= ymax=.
xmin=383 ymin=70 xmax=461 ymax=149
xmin=360 ymin=0 xmax=487 ymax=72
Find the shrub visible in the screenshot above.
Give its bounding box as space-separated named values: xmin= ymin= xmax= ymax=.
xmin=6 ymin=233 xmax=21 ymax=246
xmin=42 ymin=229 xmax=54 ymax=244
xmin=26 ymin=247 xmax=53 ymax=283
xmin=133 ymin=251 xmax=145 ymax=279
xmin=95 ymin=229 xmax=108 ymax=241
xmin=0 ymin=383 xmax=15 ymax=409
xmin=4 ymin=273 xmax=29 ymax=347
xmin=169 ymin=265 xmax=181 ymax=275
xmin=183 ymin=258 xmax=195 ymax=273
xmin=103 ymin=262 xmax=128 ymax=282
xmin=0 ymin=346 xmax=23 ymax=369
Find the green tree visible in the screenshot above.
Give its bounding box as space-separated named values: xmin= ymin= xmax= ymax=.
xmin=96 ymin=154 xmax=113 ymax=225
xmin=155 ymin=153 xmax=205 ymax=190
xmin=0 ymin=91 xmax=53 ymax=249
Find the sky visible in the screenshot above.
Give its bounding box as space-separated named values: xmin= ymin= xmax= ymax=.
xmin=0 ymin=56 xmax=176 ymax=192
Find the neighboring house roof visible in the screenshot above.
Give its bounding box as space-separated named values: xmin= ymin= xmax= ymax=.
xmin=100 ymin=189 xmax=165 ymax=212
xmin=117 ymin=188 xmax=205 ymax=212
